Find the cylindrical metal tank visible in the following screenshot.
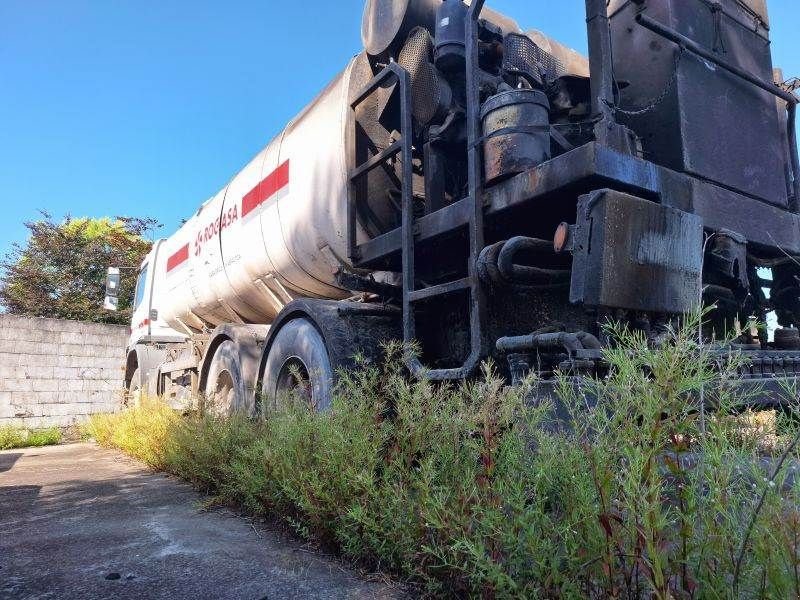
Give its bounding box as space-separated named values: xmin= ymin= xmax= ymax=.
xmin=156 ymin=54 xmax=379 ymax=332
xmin=481 ymin=89 xmax=551 ymax=184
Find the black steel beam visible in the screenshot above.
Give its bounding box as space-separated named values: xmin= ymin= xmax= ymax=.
xmin=353 ymin=142 xmax=800 ymax=269
xmin=349 ymin=141 xmax=403 ymax=181
xmin=408 ymin=278 xmax=471 ymax=303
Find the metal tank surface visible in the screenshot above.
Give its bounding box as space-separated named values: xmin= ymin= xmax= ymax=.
xmin=481 ymin=89 xmax=551 ymax=184
xmin=155 ymin=56 xmax=377 ymax=333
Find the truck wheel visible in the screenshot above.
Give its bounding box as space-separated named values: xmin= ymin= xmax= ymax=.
xmin=261 ymin=318 xmax=334 ymax=414
xmin=204 ymin=340 xmax=246 ymax=417
xmin=127 ymin=368 xmax=143 ymax=407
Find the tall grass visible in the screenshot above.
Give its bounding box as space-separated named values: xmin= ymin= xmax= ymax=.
xmin=0 ymin=426 xmax=61 ymax=450
xmin=87 ymin=319 xmax=800 ymax=597
xmin=88 ymin=399 xmax=179 ymax=468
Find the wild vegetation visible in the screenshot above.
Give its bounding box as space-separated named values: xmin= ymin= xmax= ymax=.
xmin=0 ymin=214 xmax=158 ymax=324
xmin=0 ymin=425 xmax=62 ymax=450
xmin=88 ymin=316 xmax=800 ymax=598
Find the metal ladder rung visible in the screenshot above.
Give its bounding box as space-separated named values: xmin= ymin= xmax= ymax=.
xmin=408 ymin=278 xmax=471 ymax=303
xmin=349 ymin=140 xmax=403 ymax=182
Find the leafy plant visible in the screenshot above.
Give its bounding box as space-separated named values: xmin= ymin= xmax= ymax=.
xmin=0 ymin=426 xmax=61 ymax=449
xmin=0 ymin=213 xmax=159 ymax=324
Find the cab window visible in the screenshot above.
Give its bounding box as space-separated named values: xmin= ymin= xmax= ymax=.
xmin=134 ymin=265 xmax=148 ymax=310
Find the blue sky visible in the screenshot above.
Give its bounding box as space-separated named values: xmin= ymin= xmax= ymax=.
xmin=0 ymin=0 xmax=797 ymax=254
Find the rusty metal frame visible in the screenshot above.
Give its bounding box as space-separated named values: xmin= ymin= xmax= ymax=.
xmin=401 ymin=0 xmax=489 ymax=380
xmin=347 ymin=62 xmax=413 ymax=265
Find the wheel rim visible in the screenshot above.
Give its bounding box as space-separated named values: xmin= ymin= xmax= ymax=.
xmin=275 ymin=356 xmax=313 ymax=408
xmin=208 ymin=369 xmax=235 ymax=416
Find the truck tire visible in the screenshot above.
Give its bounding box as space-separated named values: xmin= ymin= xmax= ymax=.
xmin=204 ymin=340 xmax=247 ymax=417
xmin=261 ymin=318 xmax=334 ymax=414
xmin=127 ymin=368 xmax=143 ymax=407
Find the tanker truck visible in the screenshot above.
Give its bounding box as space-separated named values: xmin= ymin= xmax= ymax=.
xmin=112 ymin=0 xmax=800 ymax=415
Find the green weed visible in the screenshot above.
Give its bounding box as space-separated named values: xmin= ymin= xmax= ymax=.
xmin=0 ymin=426 xmax=61 ymax=449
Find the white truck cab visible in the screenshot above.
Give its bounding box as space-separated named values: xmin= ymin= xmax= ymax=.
xmin=128 ymin=240 xmax=188 ymax=349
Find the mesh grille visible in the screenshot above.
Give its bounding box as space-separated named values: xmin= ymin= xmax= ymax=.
xmin=503 ymin=33 xmax=564 ymax=84
xmin=398 ymin=27 xmax=441 ymax=126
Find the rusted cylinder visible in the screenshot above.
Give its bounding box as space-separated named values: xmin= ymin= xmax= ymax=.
xmin=481 ymin=89 xmax=551 ymax=184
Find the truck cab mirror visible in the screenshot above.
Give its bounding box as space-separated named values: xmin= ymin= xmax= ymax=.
xmin=104 ymin=267 xmax=121 ymax=311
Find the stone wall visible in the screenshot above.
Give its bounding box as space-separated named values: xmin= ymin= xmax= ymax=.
xmin=0 ymin=314 xmax=128 ymax=429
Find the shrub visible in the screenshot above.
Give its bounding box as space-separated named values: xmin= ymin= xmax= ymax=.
xmin=0 ymin=426 xmax=61 ymax=450
xmin=89 ymin=324 xmax=800 ymax=597
xmin=86 ymin=398 xmax=179 ymax=469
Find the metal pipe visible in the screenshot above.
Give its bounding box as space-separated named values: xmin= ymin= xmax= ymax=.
xmin=496 ymin=330 xmax=601 ymax=354
xmin=497 ymin=237 xmax=571 ymax=283
xmin=497 ymin=332 xmax=585 ymax=354
xmin=575 ymin=331 xmax=603 ymax=350
xmin=408 ymin=0 xmax=487 ymax=382
xmin=457 ymin=0 xmax=488 ymax=379
xmin=585 ymin=0 xmax=617 ymax=124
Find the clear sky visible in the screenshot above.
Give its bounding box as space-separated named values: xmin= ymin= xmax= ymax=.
xmin=0 ymin=0 xmax=798 ymax=254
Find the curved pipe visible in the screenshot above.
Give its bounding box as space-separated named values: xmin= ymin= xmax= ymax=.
xmin=575 ymin=331 xmax=603 ymax=350
xmin=497 ymin=332 xmax=582 ymax=354
xmin=428 ymin=0 xmax=487 ymax=382
xmin=496 ymin=236 xmax=571 ymax=284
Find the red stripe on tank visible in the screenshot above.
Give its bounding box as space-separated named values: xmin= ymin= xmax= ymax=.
xmin=241 ymin=160 xmax=290 ymax=218
xmin=166 ymin=244 xmax=189 ymax=272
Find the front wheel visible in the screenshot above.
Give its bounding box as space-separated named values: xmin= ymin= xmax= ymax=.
xmin=261 ymin=318 xmax=334 ymax=414
xmin=204 ymin=340 xmax=246 ymax=417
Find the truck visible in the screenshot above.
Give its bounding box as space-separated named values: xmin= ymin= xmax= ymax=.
xmin=108 ymin=0 xmax=800 ymax=416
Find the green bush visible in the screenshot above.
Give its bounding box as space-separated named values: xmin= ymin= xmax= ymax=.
xmin=89 ymin=319 xmax=800 ymax=597
xmin=86 ymin=398 xmax=179 ymax=469
xmin=0 ymin=426 xmax=61 ymax=450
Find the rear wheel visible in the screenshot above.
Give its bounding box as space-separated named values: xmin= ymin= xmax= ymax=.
xmin=204 ymin=340 xmax=245 ymax=417
xmin=261 ymin=318 xmax=334 ymax=414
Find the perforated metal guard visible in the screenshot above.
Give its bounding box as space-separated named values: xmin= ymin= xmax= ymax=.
xmin=398 ymin=27 xmax=441 ymax=126
xmin=503 ymin=33 xmax=565 ymax=84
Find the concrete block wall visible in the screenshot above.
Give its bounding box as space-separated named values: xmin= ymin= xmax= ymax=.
xmin=0 ymin=314 xmax=129 ymax=429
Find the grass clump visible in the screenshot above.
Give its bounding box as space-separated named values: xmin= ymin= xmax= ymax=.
xmin=88 ymin=318 xmax=800 ymax=597
xmin=0 ymin=426 xmax=62 ymax=450
xmin=86 ymin=398 xmax=179 ymax=469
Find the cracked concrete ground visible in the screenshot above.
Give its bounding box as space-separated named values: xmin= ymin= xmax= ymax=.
xmin=0 ymin=443 xmax=404 ymax=600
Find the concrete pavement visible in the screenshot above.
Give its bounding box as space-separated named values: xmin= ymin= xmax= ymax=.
xmin=0 ymin=443 xmax=403 ymax=600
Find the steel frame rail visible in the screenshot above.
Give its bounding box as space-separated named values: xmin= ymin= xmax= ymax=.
xmin=403 ymin=0 xmax=488 ymax=380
